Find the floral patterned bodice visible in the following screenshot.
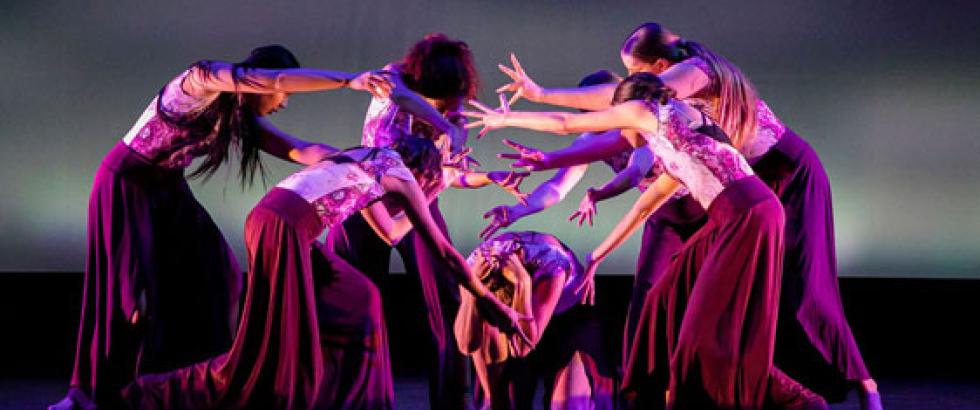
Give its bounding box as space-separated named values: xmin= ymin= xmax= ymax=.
xmin=467 ymin=231 xmax=584 ymax=314
xmin=680 ymin=57 xmax=787 ymax=161
xmin=642 ymin=102 xmax=754 ymax=209
xmin=122 ymin=70 xmax=221 ymax=169
xmin=276 ymin=148 xmax=416 ymax=231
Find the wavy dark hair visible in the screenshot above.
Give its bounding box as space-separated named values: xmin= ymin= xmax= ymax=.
xmin=390 ymin=134 xmax=443 ymax=190
xmin=398 ymin=33 xmax=479 ymax=111
xmin=622 ymin=23 xmax=757 ymax=148
xmin=157 ymin=45 xmax=300 ymax=188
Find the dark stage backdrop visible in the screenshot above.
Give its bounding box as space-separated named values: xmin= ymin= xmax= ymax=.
xmin=1 ymin=1 xmax=979 ymax=277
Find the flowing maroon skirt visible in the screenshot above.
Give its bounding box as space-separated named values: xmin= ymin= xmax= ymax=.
xmin=67 ymin=142 xmax=241 ymax=408
xmin=751 ymin=130 xmax=870 ymax=400
xmin=124 ymin=188 xmax=394 ymax=409
xmin=623 ymin=177 xmax=785 ymax=410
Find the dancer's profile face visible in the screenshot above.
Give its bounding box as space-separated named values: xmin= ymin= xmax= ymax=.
xmin=247 ymin=92 xmax=290 ymax=116
xmin=620 ymin=52 xmax=670 ymax=76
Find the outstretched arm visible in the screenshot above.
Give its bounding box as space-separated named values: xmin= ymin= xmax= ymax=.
xmin=480 ymin=164 xmax=588 ymax=239
xmin=465 ymin=100 xmax=652 ymax=137
xmin=570 ymin=145 xmax=655 ymax=226
xmin=495 ymin=53 xmax=617 ymax=111
xmin=183 ymin=61 xmax=391 ymax=96
xmin=255 ymin=116 xmax=339 ymax=165
xmin=497 ymin=130 xmax=634 ymax=171
xmin=576 ymin=175 xmax=681 ymax=304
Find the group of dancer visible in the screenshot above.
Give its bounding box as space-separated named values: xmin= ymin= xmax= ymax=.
xmin=50 ymin=23 xmax=883 ymax=410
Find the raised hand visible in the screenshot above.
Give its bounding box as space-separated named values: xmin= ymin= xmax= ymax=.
xmin=488 ymin=170 xmax=530 ymax=205
xmin=497 ymin=139 xmax=549 ymax=171
xmin=348 ymin=70 xmax=393 ymax=98
xmin=496 ymin=53 xmax=543 ymax=104
xmin=569 ymin=188 xmax=599 ymax=227
xmin=480 ymin=206 xmax=514 ymax=240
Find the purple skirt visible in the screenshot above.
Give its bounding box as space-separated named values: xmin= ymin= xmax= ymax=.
xmin=68 ymin=142 xmax=241 ymax=407
xmin=752 ymin=130 xmax=870 ymax=400
xmin=124 ymin=188 xmax=393 ymax=409
xmin=623 ymin=177 xmax=785 ymax=410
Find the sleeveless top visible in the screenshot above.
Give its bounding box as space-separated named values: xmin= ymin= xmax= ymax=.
xmin=122 ymin=70 xmax=222 ymax=169
xmin=276 ymin=148 xmax=416 ymax=229
xmin=641 ymin=102 xmax=754 ymax=209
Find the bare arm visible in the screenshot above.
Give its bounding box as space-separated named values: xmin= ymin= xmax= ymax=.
xmin=467 ymin=100 xmax=652 ymax=137
xmin=589 ymin=175 xmax=681 ymax=263
xmin=658 ymin=60 xmax=713 ymax=99
xmin=183 ymin=61 xmax=389 ymax=96
xmin=497 ymin=130 xmax=635 ymax=171
xmin=507 ymin=258 xmax=564 ymax=357
xmin=495 ymin=54 xmax=617 ymax=111
xmin=479 ymin=164 xmax=588 ymax=239
xmin=359 ymin=202 xmax=414 ymax=247
xmin=454 ymin=259 xmax=491 ymax=355
xmin=535 ymin=84 xmax=617 ymax=111
xmin=255 ymin=116 xmax=339 ymax=165
xmin=590 ymin=144 xmax=655 ymax=202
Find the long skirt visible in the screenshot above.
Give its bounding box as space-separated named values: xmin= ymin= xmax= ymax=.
xmin=752 ymin=130 xmax=870 ymax=401
xmin=124 ymin=188 xmax=324 ymax=409
xmin=66 ymin=142 xmax=241 ymax=408
xmin=623 ymin=176 xmax=785 ymax=410
xmin=327 ymin=199 xmax=467 ymax=409
xmin=624 ymin=130 xmax=871 ymax=402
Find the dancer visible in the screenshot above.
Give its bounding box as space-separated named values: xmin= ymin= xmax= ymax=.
xmin=455 ymin=231 xmax=615 ymax=410
xmin=467 ymin=73 xmax=826 ymax=409
xmin=124 ymin=137 xmax=530 ymax=409
xmin=51 ymin=45 xmax=393 ymax=410
xmin=328 ymin=33 xmax=526 ymax=410
xmin=496 ymin=22 xmax=880 ymax=409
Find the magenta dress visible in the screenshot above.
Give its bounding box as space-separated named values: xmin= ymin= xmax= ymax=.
xmin=62 ymin=70 xmax=242 ymax=408
xmin=463 ymin=231 xmax=616 ymax=410
xmin=619 ymin=101 xmax=785 ymax=409
xmin=629 ymin=57 xmax=870 ymax=402
xmin=327 ymin=91 xmax=469 ymax=408
xmin=124 ymin=148 xmax=413 ymax=409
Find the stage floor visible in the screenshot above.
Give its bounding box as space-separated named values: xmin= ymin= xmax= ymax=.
xmin=4 ymin=377 xmax=978 ymax=409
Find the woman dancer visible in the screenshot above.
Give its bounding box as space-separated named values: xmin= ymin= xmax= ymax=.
xmin=467 ymin=73 xmax=828 ymax=409
xmin=495 ymin=23 xmax=880 ymax=409
xmin=328 ymin=33 xmax=526 ymax=410
xmin=124 ymin=137 xmax=529 ymax=409
xmin=455 ymin=231 xmax=614 ymax=410
xmin=51 ymin=45 xmax=393 ymax=410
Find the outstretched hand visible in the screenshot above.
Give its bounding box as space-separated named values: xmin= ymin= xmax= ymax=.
xmin=569 ymin=188 xmax=599 ymax=227
xmin=488 ymin=170 xmax=530 ymax=205
xmin=348 ymin=70 xmax=393 ymax=98
xmin=495 ymin=53 xmax=543 ymax=104
xmin=463 ymin=92 xmax=512 ymax=139
xmin=497 ymin=139 xmax=549 ymax=171
xmin=480 ymin=206 xmax=514 ymax=240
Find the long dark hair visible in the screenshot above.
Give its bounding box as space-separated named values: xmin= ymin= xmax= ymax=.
xmin=398 ymin=33 xmax=479 ymax=111
xmin=622 ymin=23 xmax=757 ymax=148
xmin=158 ymin=45 xmax=300 ymax=188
